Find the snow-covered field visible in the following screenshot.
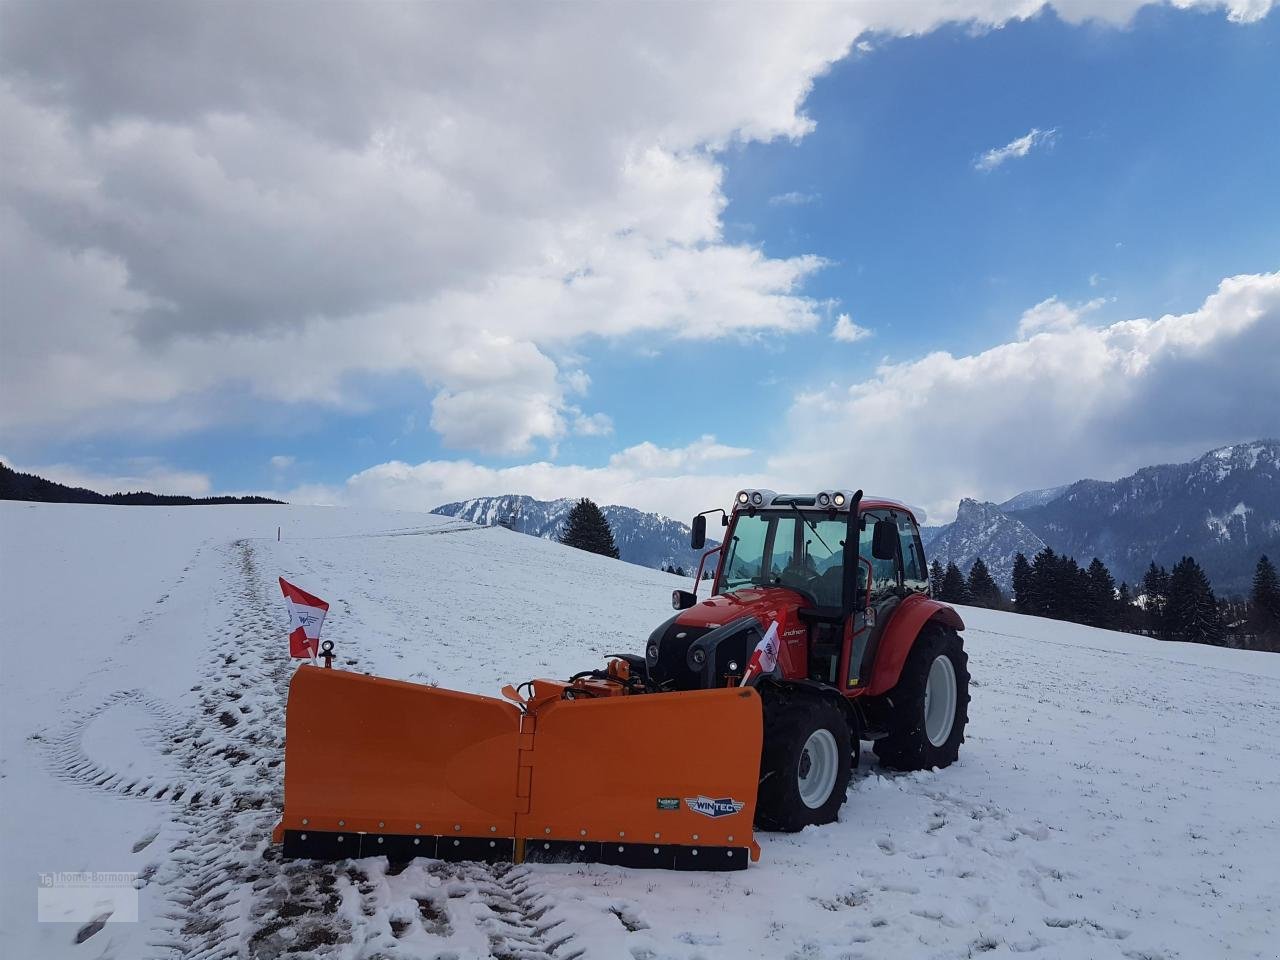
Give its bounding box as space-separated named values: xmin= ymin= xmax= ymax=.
xmin=2 ymin=502 xmax=1278 ymax=960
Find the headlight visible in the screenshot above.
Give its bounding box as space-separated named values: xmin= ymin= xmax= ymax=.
xmin=751 ymin=491 xmax=763 ymax=505
xmin=833 ymin=492 xmax=846 ymax=507
xmin=818 ymin=492 xmax=830 ymax=506
xmin=737 ymin=490 xmax=749 ymax=504
xmin=691 ymin=648 xmax=706 ymax=666
xmin=647 ymin=643 xmax=659 ymax=662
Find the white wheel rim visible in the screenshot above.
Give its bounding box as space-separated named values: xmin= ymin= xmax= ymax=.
xmin=797 ymin=728 xmax=839 ymax=809
xmin=924 ymin=654 xmax=957 ymax=747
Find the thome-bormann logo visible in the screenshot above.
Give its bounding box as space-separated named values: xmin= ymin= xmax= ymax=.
xmin=684 ymin=796 xmax=746 ymax=818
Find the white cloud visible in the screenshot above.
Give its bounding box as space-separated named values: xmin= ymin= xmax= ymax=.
xmin=269 ymin=455 xmax=296 ymax=471
xmin=564 ymin=370 xmax=592 ymax=395
xmin=300 ymin=436 xmax=761 ymax=522
xmin=832 ymin=312 xmax=873 ymax=343
xmin=2 ymin=2 xmax=1270 ymax=455
xmin=571 ymin=412 xmax=615 ymax=437
xmin=1016 ymin=295 xmax=1108 ymax=338
xmin=608 ymin=435 xmax=753 ymax=473
xmin=974 ymin=127 xmax=1058 ymax=172
xmin=769 ymin=191 xmax=819 ymax=206
xmin=781 ymin=271 xmax=1280 ymax=521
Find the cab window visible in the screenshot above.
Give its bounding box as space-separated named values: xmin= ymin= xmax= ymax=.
xmin=898 ymin=515 xmax=928 ymax=593
xmin=857 ymin=510 xmax=900 ymax=601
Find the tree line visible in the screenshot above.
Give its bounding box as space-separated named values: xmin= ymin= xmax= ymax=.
xmin=0 ymin=461 xmax=283 ymax=505
xmin=930 ymin=550 xmax=1280 ymax=652
xmin=661 ymin=563 xmax=713 ymax=579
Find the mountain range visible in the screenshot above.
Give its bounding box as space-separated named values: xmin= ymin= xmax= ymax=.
xmin=434 ymin=441 xmax=1278 ymax=594
xmin=431 ymin=494 xmax=714 ymax=573
xmin=924 ymin=441 xmax=1280 ymax=595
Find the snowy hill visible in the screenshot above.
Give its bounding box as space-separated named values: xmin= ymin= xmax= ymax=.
xmin=2 ymin=502 xmax=1277 ymax=959
xmin=431 ymin=493 xmax=714 ymax=572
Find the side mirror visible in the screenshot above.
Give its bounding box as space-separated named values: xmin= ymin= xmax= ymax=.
xmin=672 ymin=589 xmax=697 ymax=610
xmin=871 ymin=518 xmax=898 ymax=561
xmin=690 ymin=514 xmax=707 ymax=550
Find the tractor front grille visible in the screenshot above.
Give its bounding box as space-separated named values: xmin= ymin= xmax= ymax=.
xmin=645 ymin=617 xmax=713 ymax=691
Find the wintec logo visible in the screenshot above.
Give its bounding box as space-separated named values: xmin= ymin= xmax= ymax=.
xmin=684 ymin=796 xmax=745 ymax=819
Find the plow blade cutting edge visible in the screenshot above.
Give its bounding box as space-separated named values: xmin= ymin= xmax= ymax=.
xmin=273 ymin=666 xmax=763 ymax=870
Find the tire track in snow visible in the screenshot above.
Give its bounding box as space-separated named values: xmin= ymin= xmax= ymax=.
xmin=38 ymin=536 xmax=584 ymax=958
xmin=41 ymin=690 xmax=213 ymax=804
xmin=141 ymin=537 xmax=582 ymax=959
xmin=468 ymin=863 xmax=584 ymax=960
xmin=146 ymin=537 xmax=323 ymax=960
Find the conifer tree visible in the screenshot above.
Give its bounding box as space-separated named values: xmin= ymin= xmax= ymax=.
xmin=1011 ymin=552 xmax=1033 ymax=612
xmin=1116 ymin=582 xmax=1140 ymax=634
xmin=1027 ymin=547 xmax=1059 ymax=618
xmin=1085 ymin=558 xmax=1117 ymax=629
xmin=1059 ymin=556 xmax=1091 ymax=622
xmin=939 ymin=562 xmax=971 ymax=604
xmin=1141 ymin=562 xmax=1171 ymax=640
xmin=966 ymin=557 xmax=1002 ymax=609
xmin=559 ymin=498 xmax=619 ymax=559
xmin=1250 ymin=555 xmax=1280 ymax=648
xmin=1166 ymin=556 xmax=1223 ymax=645
xmin=929 ymin=559 xmax=945 ymax=598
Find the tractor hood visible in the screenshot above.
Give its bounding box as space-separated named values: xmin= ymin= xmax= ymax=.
xmin=647 ymin=587 xmax=808 ymax=691
xmin=674 ymin=586 xmax=808 ymax=630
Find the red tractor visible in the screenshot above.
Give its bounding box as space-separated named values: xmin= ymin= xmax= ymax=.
xmin=274 ymin=488 xmax=969 ymax=870
xmin=643 ymin=487 xmax=971 ymax=831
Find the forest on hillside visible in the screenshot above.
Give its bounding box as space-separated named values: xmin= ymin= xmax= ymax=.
xmin=0 ymin=463 xmax=282 ymax=506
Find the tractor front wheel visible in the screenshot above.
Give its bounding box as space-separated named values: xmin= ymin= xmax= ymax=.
xmin=873 ymin=626 xmax=970 ymax=771
xmin=755 ymin=690 xmax=852 ymax=832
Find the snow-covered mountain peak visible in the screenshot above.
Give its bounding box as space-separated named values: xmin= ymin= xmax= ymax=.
xmin=431 ymin=494 xmax=712 ymax=573
xmin=926 ymin=498 xmax=1046 ymax=586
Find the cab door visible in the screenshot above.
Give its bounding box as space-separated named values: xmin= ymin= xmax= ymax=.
xmin=842 ymin=509 xmax=903 ymax=690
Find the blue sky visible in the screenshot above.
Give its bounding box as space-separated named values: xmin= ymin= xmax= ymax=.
xmin=2 ymin=2 xmax=1278 ymax=520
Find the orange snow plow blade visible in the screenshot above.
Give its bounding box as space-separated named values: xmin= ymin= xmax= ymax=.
xmin=274 ymin=666 xmax=762 ymax=870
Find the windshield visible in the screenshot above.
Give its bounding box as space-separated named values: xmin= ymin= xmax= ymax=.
xmin=720 ymin=512 xmax=848 ymax=606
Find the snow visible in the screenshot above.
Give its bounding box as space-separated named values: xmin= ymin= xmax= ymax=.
xmin=1205 ymin=501 xmax=1254 ymax=541
xmin=2 ymin=502 xmax=1278 ymax=959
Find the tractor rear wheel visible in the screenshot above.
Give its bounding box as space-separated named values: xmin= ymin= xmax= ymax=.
xmin=873 ymin=625 xmax=969 ymax=771
xmin=755 ymin=690 xmax=852 ymax=832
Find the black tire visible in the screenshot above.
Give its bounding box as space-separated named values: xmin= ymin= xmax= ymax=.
xmin=873 ymin=626 xmax=969 ymax=771
xmin=755 ymin=689 xmax=852 ymax=832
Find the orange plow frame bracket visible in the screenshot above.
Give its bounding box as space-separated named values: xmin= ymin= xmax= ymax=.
xmin=273 ymin=666 xmax=763 ymax=871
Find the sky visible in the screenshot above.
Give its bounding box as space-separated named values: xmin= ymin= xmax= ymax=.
xmin=2 ymin=0 xmax=1278 ymax=523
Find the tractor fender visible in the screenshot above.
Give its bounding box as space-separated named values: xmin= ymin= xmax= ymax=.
xmin=864 ymin=595 xmax=964 ymax=697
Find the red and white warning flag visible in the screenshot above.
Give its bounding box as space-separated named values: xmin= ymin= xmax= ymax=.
xmin=279 ymin=578 xmax=329 ymax=659
xmin=739 ymin=620 xmax=780 ymax=686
